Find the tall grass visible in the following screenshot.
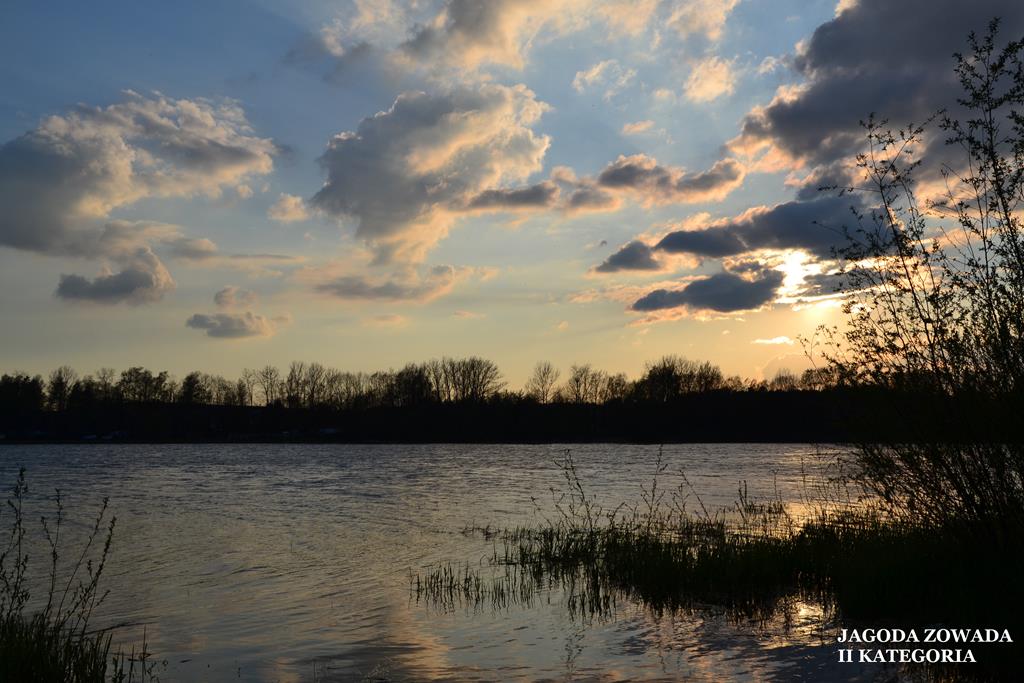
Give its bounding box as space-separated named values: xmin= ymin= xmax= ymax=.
xmin=414 ymin=450 xmax=1024 ymax=681
xmin=0 ymin=468 xmax=161 ymax=682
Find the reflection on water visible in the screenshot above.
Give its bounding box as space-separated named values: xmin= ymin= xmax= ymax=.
xmin=0 ymin=443 xmax=887 ymax=681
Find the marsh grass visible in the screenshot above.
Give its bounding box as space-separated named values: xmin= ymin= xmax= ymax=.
xmin=0 ymin=468 xmax=162 ymax=682
xmin=414 ymin=449 xmax=1024 ymax=680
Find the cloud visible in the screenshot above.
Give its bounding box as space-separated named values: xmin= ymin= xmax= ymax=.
xmin=631 ymin=269 xmax=784 ymax=313
xmin=267 ymin=193 xmax=310 ymax=223
xmin=548 ymin=166 xmax=621 ymax=214
xmin=311 ymin=85 xmax=550 ymax=263
xmin=91 ymin=220 xmax=218 ymax=261
xmin=793 ymin=266 xmax=875 ymax=298
xmin=0 ymin=92 xmax=274 ymax=303
xmin=666 ymin=0 xmax=739 ymax=41
xmin=622 ymin=120 xmax=655 ymax=135
xmin=684 ymin=56 xmax=736 ymax=102
xmin=291 ymin=0 xmax=736 ymax=83
xmin=314 ymin=264 xmax=474 ymax=302
xmin=228 ymin=253 xmax=301 ymax=262
xmin=753 ymin=336 xmax=795 ymax=345
xmin=185 ymin=311 xmax=285 ymax=338
xmin=214 ymin=285 xmax=257 ymax=309
xmin=572 ymin=59 xmax=636 ymax=99
xmin=654 ymin=196 xmax=857 ymax=260
xmin=465 ymin=181 xmax=558 ymax=210
xmin=0 ymin=92 xmax=275 ymax=257
xmin=186 ymin=288 xmax=289 ymax=339
xmin=597 ymin=155 xmax=745 ymax=204
xmin=453 ymin=309 xmax=485 ymax=319
xmin=731 ymin=0 xmax=1024 ymax=167
xmin=470 ymin=152 xmax=745 ymax=215
xmin=398 ymin=1 xmax=665 ymax=73
xmin=757 ymin=55 xmax=784 ymax=75
xmin=760 ymin=353 xmax=814 ymax=381
xmin=594 ymin=241 xmax=662 ymax=273
xmin=165 ymin=236 xmax=218 ymax=260
xmin=400 ymin=0 xmax=557 ymax=71
xmin=55 ymin=247 xmax=174 ymax=304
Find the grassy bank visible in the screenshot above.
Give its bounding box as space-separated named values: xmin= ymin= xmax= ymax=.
xmin=414 ymin=451 xmax=1024 ymax=681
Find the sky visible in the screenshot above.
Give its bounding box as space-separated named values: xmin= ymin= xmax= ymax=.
xmin=2 ymin=0 xmax=1022 ymax=387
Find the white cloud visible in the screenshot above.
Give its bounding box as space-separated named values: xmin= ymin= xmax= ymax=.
xmin=621 ymin=120 xmax=655 ymax=135
xmin=294 ymin=0 xmax=735 ymax=83
xmin=752 ymin=336 xmax=795 ymax=345
xmin=666 ymin=0 xmax=740 ymax=41
xmin=684 ymin=56 xmax=736 ymax=102
xmin=187 ymin=288 xmax=289 ymax=339
xmin=268 ymin=193 xmax=310 ymax=223
xmin=0 ymin=91 xmax=274 ymax=255
xmin=572 ymin=59 xmax=636 ymax=99
xmin=311 ymin=84 xmax=550 ymax=263
xmin=0 ymin=92 xmax=275 ymax=304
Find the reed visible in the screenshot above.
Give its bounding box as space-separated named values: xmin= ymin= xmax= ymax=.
xmin=0 ymin=468 xmax=161 ymax=682
xmin=414 ymin=450 xmax=1024 ymax=680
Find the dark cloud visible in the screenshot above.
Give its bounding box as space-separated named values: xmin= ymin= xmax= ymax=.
xmin=466 ymin=182 xmax=558 ymax=210
xmin=316 ymin=277 xmax=421 ymax=300
xmin=483 ymin=152 xmax=744 ymax=220
xmin=735 ymin=0 xmax=1024 ymax=165
xmin=565 ymin=185 xmax=618 ymax=211
xmin=655 ymin=227 xmax=746 ymax=258
xmin=655 ymin=196 xmax=857 ymax=260
xmin=314 ymin=265 xmax=468 ymax=302
xmin=594 ymin=241 xmax=662 ymax=273
xmin=631 ymin=269 xmax=784 ymax=313
xmin=185 ymin=312 xmax=282 ymax=338
xmin=55 ymin=248 xmax=174 ymax=304
xmin=214 ymin=286 xmax=257 ymax=309
xmin=597 ymin=155 xmax=744 ymax=203
xmin=795 ymin=267 xmax=875 ymax=298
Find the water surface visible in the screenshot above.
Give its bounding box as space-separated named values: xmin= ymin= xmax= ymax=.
xmin=0 ymin=443 xmax=882 ymax=682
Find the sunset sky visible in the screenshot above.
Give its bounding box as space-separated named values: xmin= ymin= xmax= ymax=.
xmin=2 ymin=0 xmax=1020 ymax=386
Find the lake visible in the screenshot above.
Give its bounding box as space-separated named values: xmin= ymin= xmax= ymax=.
xmin=0 ymin=443 xmax=885 ymax=682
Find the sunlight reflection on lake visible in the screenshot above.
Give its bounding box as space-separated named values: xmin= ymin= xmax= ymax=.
xmin=0 ymin=443 xmax=888 ymax=681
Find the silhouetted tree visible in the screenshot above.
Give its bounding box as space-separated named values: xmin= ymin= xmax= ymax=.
xmin=0 ymin=372 xmax=45 ymax=412
xmin=601 ymin=372 xmax=631 ymax=402
xmin=390 ymin=363 xmax=434 ymax=407
xmin=256 ymin=366 xmax=282 ymax=405
xmin=179 ymin=371 xmax=212 ymax=405
xmin=46 ymin=366 xmax=78 ymax=411
xmin=525 ymin=361 xmax=560 ymax=403
xmin=304 ymin=362 xmax=328 ymax=408
xmin=634 ymin=356 xmax=723 ymax=402
xmin=285 ymin=362 xmax=305 ymax=409
xmin=768 ymin=369 xmax=799 ymax=392
xmin=117 ymin=367 xmax=171 ymax=403
xmin=563 ymin=364 xmax=606 ymax=404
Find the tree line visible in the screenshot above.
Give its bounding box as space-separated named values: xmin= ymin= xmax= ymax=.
xmin=0 ymin=355 xmax=842 ymax=414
